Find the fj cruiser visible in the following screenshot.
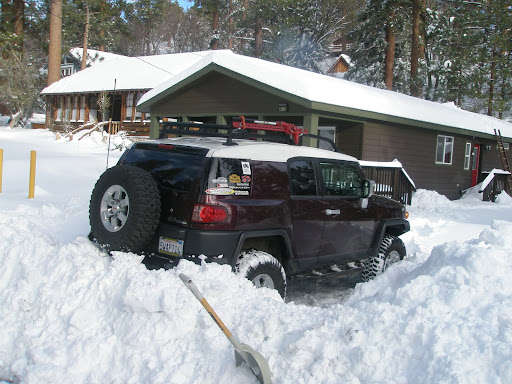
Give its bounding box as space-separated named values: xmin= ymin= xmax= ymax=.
xmin=89 ymin=117 xmax=410 ymax=298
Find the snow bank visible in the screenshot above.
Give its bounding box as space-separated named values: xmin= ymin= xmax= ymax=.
xmin=1 ymin=127 xmax=512 ymax=383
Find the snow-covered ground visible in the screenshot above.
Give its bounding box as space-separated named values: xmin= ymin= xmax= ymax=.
xmin=1 ymin=126 xmax=511 ymax=384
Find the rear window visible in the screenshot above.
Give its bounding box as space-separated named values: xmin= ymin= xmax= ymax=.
xmin=121 ymin=143 xmax=209 ymax=191
xmin=206 ymin=158 xmax=252 ymax=196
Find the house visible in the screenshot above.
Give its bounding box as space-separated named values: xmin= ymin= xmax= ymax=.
xmin=135 ymin=50 xmax=512 ymax=200
xmin=41 ymin=50 xmax=213 ymax=135
xmin=60 ymin=48 xmax=126 ymax=78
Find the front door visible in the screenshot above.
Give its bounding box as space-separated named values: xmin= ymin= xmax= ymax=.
xmin=317 ymin=160 xmax=377 ymax=265
xmin=471 ymin=144 xmax=480 ymax=186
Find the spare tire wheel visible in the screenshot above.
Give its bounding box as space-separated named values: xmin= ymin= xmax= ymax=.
xmin=89 ymin=165 xmax=161 ymax=252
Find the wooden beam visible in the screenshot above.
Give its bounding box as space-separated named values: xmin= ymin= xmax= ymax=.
xmin=150 ymin=115 xmax=160 ymax=139
xmin=302 ymin=114 xmax=319 ymax=148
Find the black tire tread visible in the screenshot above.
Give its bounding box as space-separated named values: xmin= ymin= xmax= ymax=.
xmin=361 ymin=235 xmax=405 ymax=282
xmin=89 ymin=165 xmax=161 ymax=252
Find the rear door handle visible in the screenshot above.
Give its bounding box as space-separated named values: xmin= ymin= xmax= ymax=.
xmin=325 ymin=209 xmax=340 ymax=215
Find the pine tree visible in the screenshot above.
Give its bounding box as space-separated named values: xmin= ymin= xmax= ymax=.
xmin=346 ymin=0 xmax=411 ymax=92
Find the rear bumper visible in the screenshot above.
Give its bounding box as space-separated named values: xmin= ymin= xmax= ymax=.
xmin=143 ymin=222 xmax=241 ymax=268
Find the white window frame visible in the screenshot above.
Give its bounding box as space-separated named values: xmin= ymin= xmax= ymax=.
xmin=436 ymin=135 xmax=454 ymax=165
xmin=464 ymin=142 xmax=471 ymax=170
xmin=125 ymin=92 xmax=134 ymax=120
xmin=134 ymin=92 xmax=143 ymax=120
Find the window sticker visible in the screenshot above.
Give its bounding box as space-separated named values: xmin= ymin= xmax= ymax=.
xmin=229 ymin=174 xmax=241 ymax=183
xmin=207 ymin=159 xmax=252 ymax=196
xmin=241 ymin=161 xmax=251 ymax=175
xmin=206 ymin=188 xmax=235 ymax=195
xmin=212 ymin=177 xmax=228 ymax=187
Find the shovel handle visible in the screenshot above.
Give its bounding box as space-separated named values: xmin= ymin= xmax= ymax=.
xmin=179 ymin=273 xmax=233 ymax=339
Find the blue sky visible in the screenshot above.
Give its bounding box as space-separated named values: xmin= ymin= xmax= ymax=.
xmin=176 ymin=0 xmax=194 ymax=10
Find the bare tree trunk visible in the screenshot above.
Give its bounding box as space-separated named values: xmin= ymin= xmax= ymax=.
xmin=254 ymin=17 xmax=263 ymax=57
xmin=410 ymin=0 xmax=421 ymax=96
xmin=82 ymin=6 xmax=90 ymax=70
xmin=384 ymin=15 xmax=395 ymax=90
xmin=488 ymin=47 xmax=497 ymax=116
xmin=99 ymin=0 xmax=106 ymax=51
xmin=1 ymin=0 xmax=12 ymax=33
xmin=13 ymin=0 xmax=24 ymax=49
xmin=47 ymin=0 xmax=63 ymax=86
xmin=228 ymin=0 xmax=233 ymax=49
xmin=243 ymin=0 xmax=249 ymax=19
xmin=210 ymin=7 xmax=219 ymax=49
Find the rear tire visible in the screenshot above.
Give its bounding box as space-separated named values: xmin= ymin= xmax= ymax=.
xmin=236 ymin=250 xmax=287 ymax=299
xmin=362 ymin=235 xmax=406 ymax=282
xmin=89 ymin=165 xmax=161 ymax=252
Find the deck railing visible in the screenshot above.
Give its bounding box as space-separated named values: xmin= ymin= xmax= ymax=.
xmin=479 ymin=169 xmax=511 ymax=202
xmin=359 ymin=160 xmax=416 ymax=205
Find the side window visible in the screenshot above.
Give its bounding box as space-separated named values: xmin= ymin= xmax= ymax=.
xmin=207 ymin=158 xmax=252 ymax=196
xmin=436 ymin=135 xmax=454 ymax=164
xmin=464 ymin=142 xmax=471 ymax=170
xmin=319 ymin=161 xmax=363 ymax=197
xmin=289 ymin=160 xmax=317 ymax=196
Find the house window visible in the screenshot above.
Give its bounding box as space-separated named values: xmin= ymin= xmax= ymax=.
xmin=318 ymin=126 xmax=336 ymax=150
xmin=126 ymin=92 xmax=134 ymax=120
xmin=464 ymin=142 xmax=471 ymax=170
xmin=71 ymin=95 xmax=78 ymax=121
xmin=79 ymin=95 xmax=86 ymax=122
xmin=436 ymin=135 xmax=454 ymax=164
xmin=57 ymin=96 xmax=63 ymax=121
xmin=89 ymin=95 xmax=98 ymax=122
xmin=61 ymin=64 xmax=73 ymax=77
xmin=135 ymin=92 xmax=143 ymax=120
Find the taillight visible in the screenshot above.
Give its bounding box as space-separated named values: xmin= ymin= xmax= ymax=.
xmin=191 ymin=204 xmax=228 ymax=223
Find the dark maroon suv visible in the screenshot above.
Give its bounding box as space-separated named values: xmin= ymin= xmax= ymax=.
xmin=89 ymin=120 xmax=409 ymax=298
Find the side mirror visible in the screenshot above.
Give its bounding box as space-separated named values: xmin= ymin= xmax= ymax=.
xmin=362 ymin=180 xmax=375 ymax=198
xmin=360 ymin=180 xmax=375 ymax=209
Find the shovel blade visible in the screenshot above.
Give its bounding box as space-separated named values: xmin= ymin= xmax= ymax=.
xmin=234 ymin=343 xmax=272 ymax=384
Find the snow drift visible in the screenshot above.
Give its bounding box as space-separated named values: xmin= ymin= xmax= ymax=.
xmin=1 ymin=127 xmax=511 ymax=384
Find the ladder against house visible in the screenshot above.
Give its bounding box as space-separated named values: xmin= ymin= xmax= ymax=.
xmin=494 ymin=129 xmax=512 ymax=193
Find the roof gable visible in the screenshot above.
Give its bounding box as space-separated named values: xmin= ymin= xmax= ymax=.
xmin=138 ymin=50 xmax=512 ymax=139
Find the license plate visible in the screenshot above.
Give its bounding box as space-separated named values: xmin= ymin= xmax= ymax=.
xmin=158 ymin=237 xmax=184 ymax=257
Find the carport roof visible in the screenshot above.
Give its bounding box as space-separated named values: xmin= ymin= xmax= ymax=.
xmin=137 ymin=50 xmax=512 ymax=140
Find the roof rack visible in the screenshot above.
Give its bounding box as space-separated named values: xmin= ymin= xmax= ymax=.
xmin=159 ymin=116 xmax=338 ymax=151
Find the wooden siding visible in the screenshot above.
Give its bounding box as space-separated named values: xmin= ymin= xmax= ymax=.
xmin=151 ymin=72 xmax=308 ymax=116
xmin=327 ymin=58 xmax=349 ymax=74
xmin=480 ymin=142 xmax=511 ymax=177
xmin=335 ymin=122 xmax=363 ymax=159
xmin=361 ymin=122 xmax=475 ymax=199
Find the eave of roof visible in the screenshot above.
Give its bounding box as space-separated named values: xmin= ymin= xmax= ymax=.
xmin=40 ymin=50 xmax=214 ymax=96
xmin=137 ymin=50 xmax=512 ymax=140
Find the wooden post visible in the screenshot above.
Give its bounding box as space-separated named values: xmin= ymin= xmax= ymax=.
xmin=28 ymin=150 xmax=36 ymax=199
xmin=149 ymin=115 xmax=160 ymax=139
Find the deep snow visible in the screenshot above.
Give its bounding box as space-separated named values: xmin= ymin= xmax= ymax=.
xmin=1 ymin=126 xmax=511 ymax=384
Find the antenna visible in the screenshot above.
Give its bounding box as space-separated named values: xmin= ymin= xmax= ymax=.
xmin=106 ymin=79 xmax=117 ymax=169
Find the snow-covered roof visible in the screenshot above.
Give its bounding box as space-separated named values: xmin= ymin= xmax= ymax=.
xmin=138 ymin=50 xmax=512 ymax=140
xmin=68 ymin=47 xmax=126 ymax=67
xmin=41 ymin=50 xmax=215 ymax=95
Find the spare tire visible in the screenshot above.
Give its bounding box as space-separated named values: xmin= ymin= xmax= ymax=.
xmin=89 ymin=165 xmax=161 ymax=252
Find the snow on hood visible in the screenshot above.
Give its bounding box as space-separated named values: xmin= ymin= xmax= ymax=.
xmin=139 ymin=50 xmax=512 ymax=139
